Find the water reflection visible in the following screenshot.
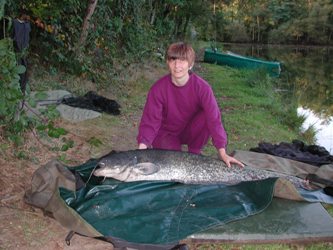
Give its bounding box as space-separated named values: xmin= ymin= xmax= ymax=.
xmin=298 ymin=107 xmax=333 ymax=154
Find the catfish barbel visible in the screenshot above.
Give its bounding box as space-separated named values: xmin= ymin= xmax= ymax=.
xmin=93 ymin=149 xmax=307 ymax=188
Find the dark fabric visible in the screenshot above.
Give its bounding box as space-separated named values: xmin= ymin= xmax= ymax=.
xmin=12 ymin=19 xmax=31 ymax=93
xmin=13 ymin=19 xmax=31 ymax=51
xmin=62 ymin=91 xmax=121 ymax=115
xmin=17 ymin=57 xmax=28 ymax=93
xmin=324 ymin=187 xmax=333 ymax=196
xmin=250 ymin=140 xmax=333 ymax=167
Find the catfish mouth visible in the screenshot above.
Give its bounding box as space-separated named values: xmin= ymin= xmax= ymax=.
xmin=92 ymin=164 xmax=104 ymax=177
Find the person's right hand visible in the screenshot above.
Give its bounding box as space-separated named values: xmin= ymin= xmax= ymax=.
xmin=138 ymin=143 xmax=148 ymax=149
xmin=218 ymin=148 xmax=244 ymax=168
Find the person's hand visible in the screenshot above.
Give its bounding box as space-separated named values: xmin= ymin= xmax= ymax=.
xmin=138 ymin=143 xmax=148 ymax=149
xmin=218 ymin=148 xmax=244 ymax=168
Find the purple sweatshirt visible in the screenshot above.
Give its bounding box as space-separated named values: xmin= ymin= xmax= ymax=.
xmin=137 ymin=73 xmax=228 ymax=149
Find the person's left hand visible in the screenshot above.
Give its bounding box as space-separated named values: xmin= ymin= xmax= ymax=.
xmin=218 ymin=148 xmax=244 ymax=168
xmin=138 ymin=143 xmax=148 ymax=149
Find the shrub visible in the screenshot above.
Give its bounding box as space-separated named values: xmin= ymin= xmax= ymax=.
xmin=0 ymin=38 xmax=26 ymax=139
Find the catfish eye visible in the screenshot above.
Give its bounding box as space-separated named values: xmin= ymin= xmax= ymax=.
xmin=98 ymin=162 xmax=105 ymax=168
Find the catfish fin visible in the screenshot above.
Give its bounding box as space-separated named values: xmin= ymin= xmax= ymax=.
xmin=133 ymin=162 xmax=160 ymax=175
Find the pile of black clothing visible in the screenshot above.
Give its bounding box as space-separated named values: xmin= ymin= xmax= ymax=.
xmin=13 ymin=15 xmax=31 ymax=94
xmin=62 ymin=91 xmax=121 ymax=115
xmin=250 ymin=139 xmax=333 ymax=167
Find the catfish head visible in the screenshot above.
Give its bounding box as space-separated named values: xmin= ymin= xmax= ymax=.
xmin=93 ymin=155 xmax=161 ymax=181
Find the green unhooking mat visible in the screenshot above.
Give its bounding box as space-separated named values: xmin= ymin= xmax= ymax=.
xmin=24 ymin=157 xmax=277 ymax=249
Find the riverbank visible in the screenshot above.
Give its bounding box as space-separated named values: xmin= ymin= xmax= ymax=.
xmin=0 ymin=61 xmax=332 ymax=250
xmin=28 ymin=58 xmax=311 ymax=154
xmin=198 ymin=63 xmax=309 ymax=155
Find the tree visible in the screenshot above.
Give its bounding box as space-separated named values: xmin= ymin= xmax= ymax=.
xmin=76 ymin=0 xmax=98 ymax=56
xmin=303 ymin=0 xmax=333 ymax=44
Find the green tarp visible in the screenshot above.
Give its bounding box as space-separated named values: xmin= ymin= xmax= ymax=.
xmin=190 ymin=198 xmax=333 ymax=243
xmin=61 ymin=179 xmax=275 ymax=244
xmin=25 ymin=157 xmax=277 ymax=248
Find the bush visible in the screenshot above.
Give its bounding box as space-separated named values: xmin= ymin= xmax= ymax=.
xmin=0 ymin=38 xmax=25 ymax=130
xmin=0 ymin=38 xmax=67 ymax=147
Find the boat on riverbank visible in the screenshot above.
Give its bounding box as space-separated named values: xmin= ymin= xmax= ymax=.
xmin=204 ymin=48 xmax=281 ymax=77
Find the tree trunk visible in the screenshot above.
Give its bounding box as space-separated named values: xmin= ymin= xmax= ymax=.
xmin=329 ymin=31 xmax=332 ymax=43
xmin=150 ymin=9 xmax=156 ymax=25
xmin=257 ymin=16 xmax=260 ymax=42
xmin=182 ymin=15 xmax=190 ymax=37
xmin=76 ymin=0 xmax=98 ymax=56
xmin=149 ymin=0 xmax=156 ymax=25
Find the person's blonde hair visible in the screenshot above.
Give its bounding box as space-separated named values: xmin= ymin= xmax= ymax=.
xmin=166 ymin=42 xmax=195 ymax=67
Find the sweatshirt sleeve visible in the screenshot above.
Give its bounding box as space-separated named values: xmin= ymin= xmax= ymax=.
xmin=200 ymin=84 xmax=228 ymax=149
xmin=137 ymin=85 xmax=163 ymax=146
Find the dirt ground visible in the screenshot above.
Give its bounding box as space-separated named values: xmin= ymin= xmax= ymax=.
xmin=0 ymin=61 xmax=168 ymax=250
xmin=0 ymin=110 xmax=142 ymax=249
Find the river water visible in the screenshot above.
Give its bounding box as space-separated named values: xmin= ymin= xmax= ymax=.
xmin=223 ymin=44 xmax=333 ymax=154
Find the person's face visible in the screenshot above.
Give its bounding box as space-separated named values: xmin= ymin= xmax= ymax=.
xmin=167 ymin=57 xmax=191 ymax=81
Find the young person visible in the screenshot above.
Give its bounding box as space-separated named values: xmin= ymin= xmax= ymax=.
xmin=137 ymin=42 xmax=244 ymax=168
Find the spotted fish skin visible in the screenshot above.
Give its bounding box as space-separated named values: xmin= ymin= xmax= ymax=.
xmin=93 ymin=149 xmax=305 ymax=187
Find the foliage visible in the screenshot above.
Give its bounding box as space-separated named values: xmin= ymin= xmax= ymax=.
xmin=208 ymin=0 xmax=333 ymax=45
xmin=87 ymin=136 xmax=103 ymax=148
xmin=0 ymin=0 xmax=4 ymax=17
xmin=266 ymin=0 xmax=333 ymax=44
xmin=224 ymin=21 xmax=250 ymax=43
xmin=0 ymin=3 xmax=73 ymax=151
xmin=0 ymin=40 xmax=63 ymax=147
xmin=2 ymin=0 xmax=333 ymax=83
xmin=36 ymin=122 xmax=67 ymax=138
xmin=0 ymin=38 xmax=25 ymax=138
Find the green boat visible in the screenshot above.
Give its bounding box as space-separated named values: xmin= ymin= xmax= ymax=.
xmin=204 ymin=48 xmax=281 ymax=77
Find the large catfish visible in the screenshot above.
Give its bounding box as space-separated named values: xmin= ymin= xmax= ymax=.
xmin=93 ymin=149 xmax=307 ymax=188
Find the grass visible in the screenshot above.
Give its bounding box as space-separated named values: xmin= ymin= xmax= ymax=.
xmin=199 ymin=64 xmax=306 ymax=154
